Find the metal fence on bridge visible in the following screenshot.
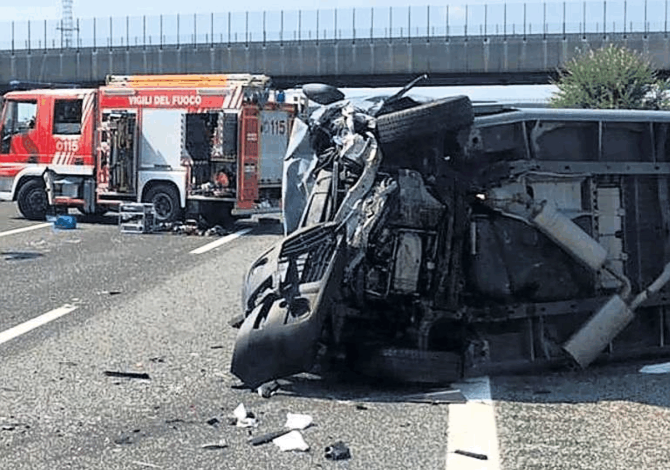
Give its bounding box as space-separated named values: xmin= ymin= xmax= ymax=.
xmin=0 ymin=0 xmax=669 ymax=52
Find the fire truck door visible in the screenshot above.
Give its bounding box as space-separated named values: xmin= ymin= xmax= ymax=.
xmin=237 ymin=106 xmax=259 ymax=210
xmin=0 ymin=100 xmax=40 ymax=163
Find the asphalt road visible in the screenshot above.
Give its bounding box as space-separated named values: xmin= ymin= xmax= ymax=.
xmin=1 ymin=201 xmax=670 ymax=470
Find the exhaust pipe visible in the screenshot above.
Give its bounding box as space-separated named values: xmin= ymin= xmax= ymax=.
xmin=563 ymin=295 xmax=634 ymax=368
xmin=531 ymin=202 xmax=608 ymax=272
xmin=564 ymin=262 xmax=670 ymax=368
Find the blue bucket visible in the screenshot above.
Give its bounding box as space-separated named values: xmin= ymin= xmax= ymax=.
xmin=53 ymin=215 xmax=77 ymax=230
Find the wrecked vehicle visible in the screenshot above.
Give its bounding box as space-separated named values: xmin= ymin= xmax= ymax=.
xmin=231 ymin=80 xmax=670 ymax=388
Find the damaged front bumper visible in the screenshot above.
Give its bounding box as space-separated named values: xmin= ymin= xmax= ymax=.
xmin=231 ymin=223 xmax=347 ymax=388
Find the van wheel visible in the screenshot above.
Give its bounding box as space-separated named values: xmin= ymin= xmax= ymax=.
xmin=375 ymin=95 xmax=474 ymax=145
xmin=17 ymin=179 xmax=48 ymax=221
xmin=144 ymin=185 xmax=182 ymax=223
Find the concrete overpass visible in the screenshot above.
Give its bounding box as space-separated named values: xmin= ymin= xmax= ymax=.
xmin=1 ymin=31 xmax=669 ymax=91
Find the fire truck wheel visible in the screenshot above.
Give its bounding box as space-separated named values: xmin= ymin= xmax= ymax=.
xmin=17 ymin=179 xmax=48 ymax=221
xmin=144 ymin=184 xmax=182 ymax=223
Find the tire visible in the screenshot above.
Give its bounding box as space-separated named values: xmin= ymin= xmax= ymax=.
xmin=375 ymin=95 xmax=474 ymax=145
xmin=143 ymin=184 xmax=182 ymax=223
xmin=16 ymin=179 xmax=48 ymax=221
xmin=353 ymin=347 xmax=462 ymax=384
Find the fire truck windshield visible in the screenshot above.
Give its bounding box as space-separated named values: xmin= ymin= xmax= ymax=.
xmin=2 ymin=100 xmax=37 ymax=134
xmin=0 ymin=100 xmax=37 ymax=153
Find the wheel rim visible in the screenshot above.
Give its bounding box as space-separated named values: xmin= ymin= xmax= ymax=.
xmin=27 ymin=188 xmax=47 ymax=215
xmin=152 ymin=193 xmax=173 ymax=220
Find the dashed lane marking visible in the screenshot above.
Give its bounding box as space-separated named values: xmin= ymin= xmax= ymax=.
xmin=190 ymin=228 xmax=253 ymax=255
xmin=0 ymin=304 xmax=79 ymax=346
xmin=446 ymin=376 xmax=501 ymax=470
xmin=0 ymin=223 xmax=51 ymax=239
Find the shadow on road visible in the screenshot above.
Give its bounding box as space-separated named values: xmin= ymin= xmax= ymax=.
xmin=267 ymin=369 xmax=465 ymax=404
xmin=240 ymin=355 xmax=670 ymax=409
xmin=487 ymin=358 xmax=670 ymax=409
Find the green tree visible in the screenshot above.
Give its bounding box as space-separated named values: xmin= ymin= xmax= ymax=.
xmin=550 ymin=44 xmax=670 ymax=110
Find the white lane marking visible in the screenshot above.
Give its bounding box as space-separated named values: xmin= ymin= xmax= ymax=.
xmin=0 ymin=223 xmax=51 ymax=239
xmin=446 ymin=376 xmax=501 ymax=470
xmin=0 ymin=304 xmax=78 ymax=346
xmin=640 ymin=361 xmax=670 ymax=374
xmin=190 ymin=228 xmax=253 ymax=255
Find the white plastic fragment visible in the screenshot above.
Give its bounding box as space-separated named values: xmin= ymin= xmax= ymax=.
xmin=233 ymin=403 xmax=258 ymax=428
xmin=237 ymin=416 xmax=258 ymax=428
xmin=639 ymin=361 xmax=670 ymax=374
xmin=201 ymin=440 xmax=228 ymax=450
xmin=233 ymin=403 xmax=247 ymax=421
xmin=272 ymin=430 xmax=310 ymax=452
xmin=284 ymin=413 xmax=313 ymax=430
xmin=257 ymin=381 xmax=280 ymax=398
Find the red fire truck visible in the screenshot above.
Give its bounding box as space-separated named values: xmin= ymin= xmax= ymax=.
xmin=0 ymin=74 xmax=296 ymax=224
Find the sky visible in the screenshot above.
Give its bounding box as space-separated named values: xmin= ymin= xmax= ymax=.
xmin=0 ymin=0 xmax=660 ymax=24
xmin=3 ymin=1 xmax=476 ymax=21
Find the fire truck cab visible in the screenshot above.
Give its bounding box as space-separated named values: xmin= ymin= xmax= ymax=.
xmin=0 ymin=74 xmax=296 ymax=224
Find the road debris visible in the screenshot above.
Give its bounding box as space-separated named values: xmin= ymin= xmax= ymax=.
xmin=205 ymin=225 xmax=228 ymax=236
xmin=257 ymin=381 xmax=280 ymax=398
xmin=53 ymin=215 xmax=77 ymax=230
xmin=284 ymin=413 xmax=313 ymax=430
xmin=353 ymin=388 xmax=467 ymax=404
xmin=273 ymin=430 xmax=309 ymax=452
xmin=98 ymin=290 xmax=122 ymax=296
xmin=103 ymin=371 xmax=151 ymax=380
xmin=114 ymin=429 xmax=144 ymax=445
xmin=119 ymin=203 xmax=156 ymax=234
xmin=2 ymin=251 xmax=43 ymax=261
xmin=206 ymin=417 xmax=220 ymax=427
xmin=324 ymin=441 xmax=351 ymax=460
xmin=171 ymin=220 xmax=203 ymax=236
xmin=248 ymin=411 xmax=314 ymax=446
xmin=233 ymin=403 xmax=258 ymax=428
xmin=130 ymin=461 xmax=161 ymax=469
xmin=248 ymin=429 xmax=292 ymax=446
xmin=201 ymin=440 xmax=228 ymax=450
xmin=639 ymin=361 xmax=670 ymax=374
xmin=398 ymin=389 xmax=467 ymax=405
xmin=453 ymin=449 xmax=489 ymax=460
